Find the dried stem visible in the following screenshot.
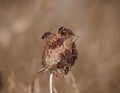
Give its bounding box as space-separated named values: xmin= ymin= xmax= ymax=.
xmin=65 ymin=71 xmax=80 ymax=93
xmin=53 ymin=85 xmax=58 ymax=93
xmin=49 ymin=73 xmax=53 ymax=93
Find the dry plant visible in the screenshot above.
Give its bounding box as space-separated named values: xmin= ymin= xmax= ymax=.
xmin=28 ymin=26 xmax=80 ymax=93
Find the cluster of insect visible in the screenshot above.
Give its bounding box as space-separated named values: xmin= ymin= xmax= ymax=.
xmin=40 ymin=26 xmax=79 ymax=76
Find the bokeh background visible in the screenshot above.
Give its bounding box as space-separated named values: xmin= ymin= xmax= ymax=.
xmin=0 ymin=0 xmax=120 ymax=93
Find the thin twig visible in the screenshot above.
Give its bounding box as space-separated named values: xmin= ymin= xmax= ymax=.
xmin=49 ymin=73 xmax=53 ymax=93
xmin=53 ymin=85 xmax=58 ymax=93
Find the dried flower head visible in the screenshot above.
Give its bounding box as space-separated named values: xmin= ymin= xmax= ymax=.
xmin=40 ymin=27 xmax=78 ymax=76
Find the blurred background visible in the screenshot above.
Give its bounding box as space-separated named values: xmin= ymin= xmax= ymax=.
xmin=0 ymin=0 xmax=120 ymax=93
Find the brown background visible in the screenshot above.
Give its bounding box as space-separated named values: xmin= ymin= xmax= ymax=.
xmin=0 ymin=0 xmax=120 ymax=93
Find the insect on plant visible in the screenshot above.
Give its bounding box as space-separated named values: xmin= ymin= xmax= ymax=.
xmin=58 ymin=27 xmax=75 ymax=36
xmin=42 ymin=32 xmax=51 ymax=39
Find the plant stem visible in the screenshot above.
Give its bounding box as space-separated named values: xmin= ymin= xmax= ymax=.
xmin=49 ymin=73 xmax=53 ymax=93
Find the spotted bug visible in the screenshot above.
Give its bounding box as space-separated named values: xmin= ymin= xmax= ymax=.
xmin=68 ymin=42 xmax=78 ymax=66
xmin=42 ymin=32 xmax=51 ymax=39
xmin=56 ymin=38 xmax=64 ymax=46
xmin=58 ymin=27 xmax=75 ymax=36
xmin=56 ymin=61 xmax=69 ymax=75
xmin=64 ymin=49 xmax=72 ymax=58
xmin=71 ymin=42 xmax=78 ymax=58
xmin=56 ymin=61 xmax=65 ymax=69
